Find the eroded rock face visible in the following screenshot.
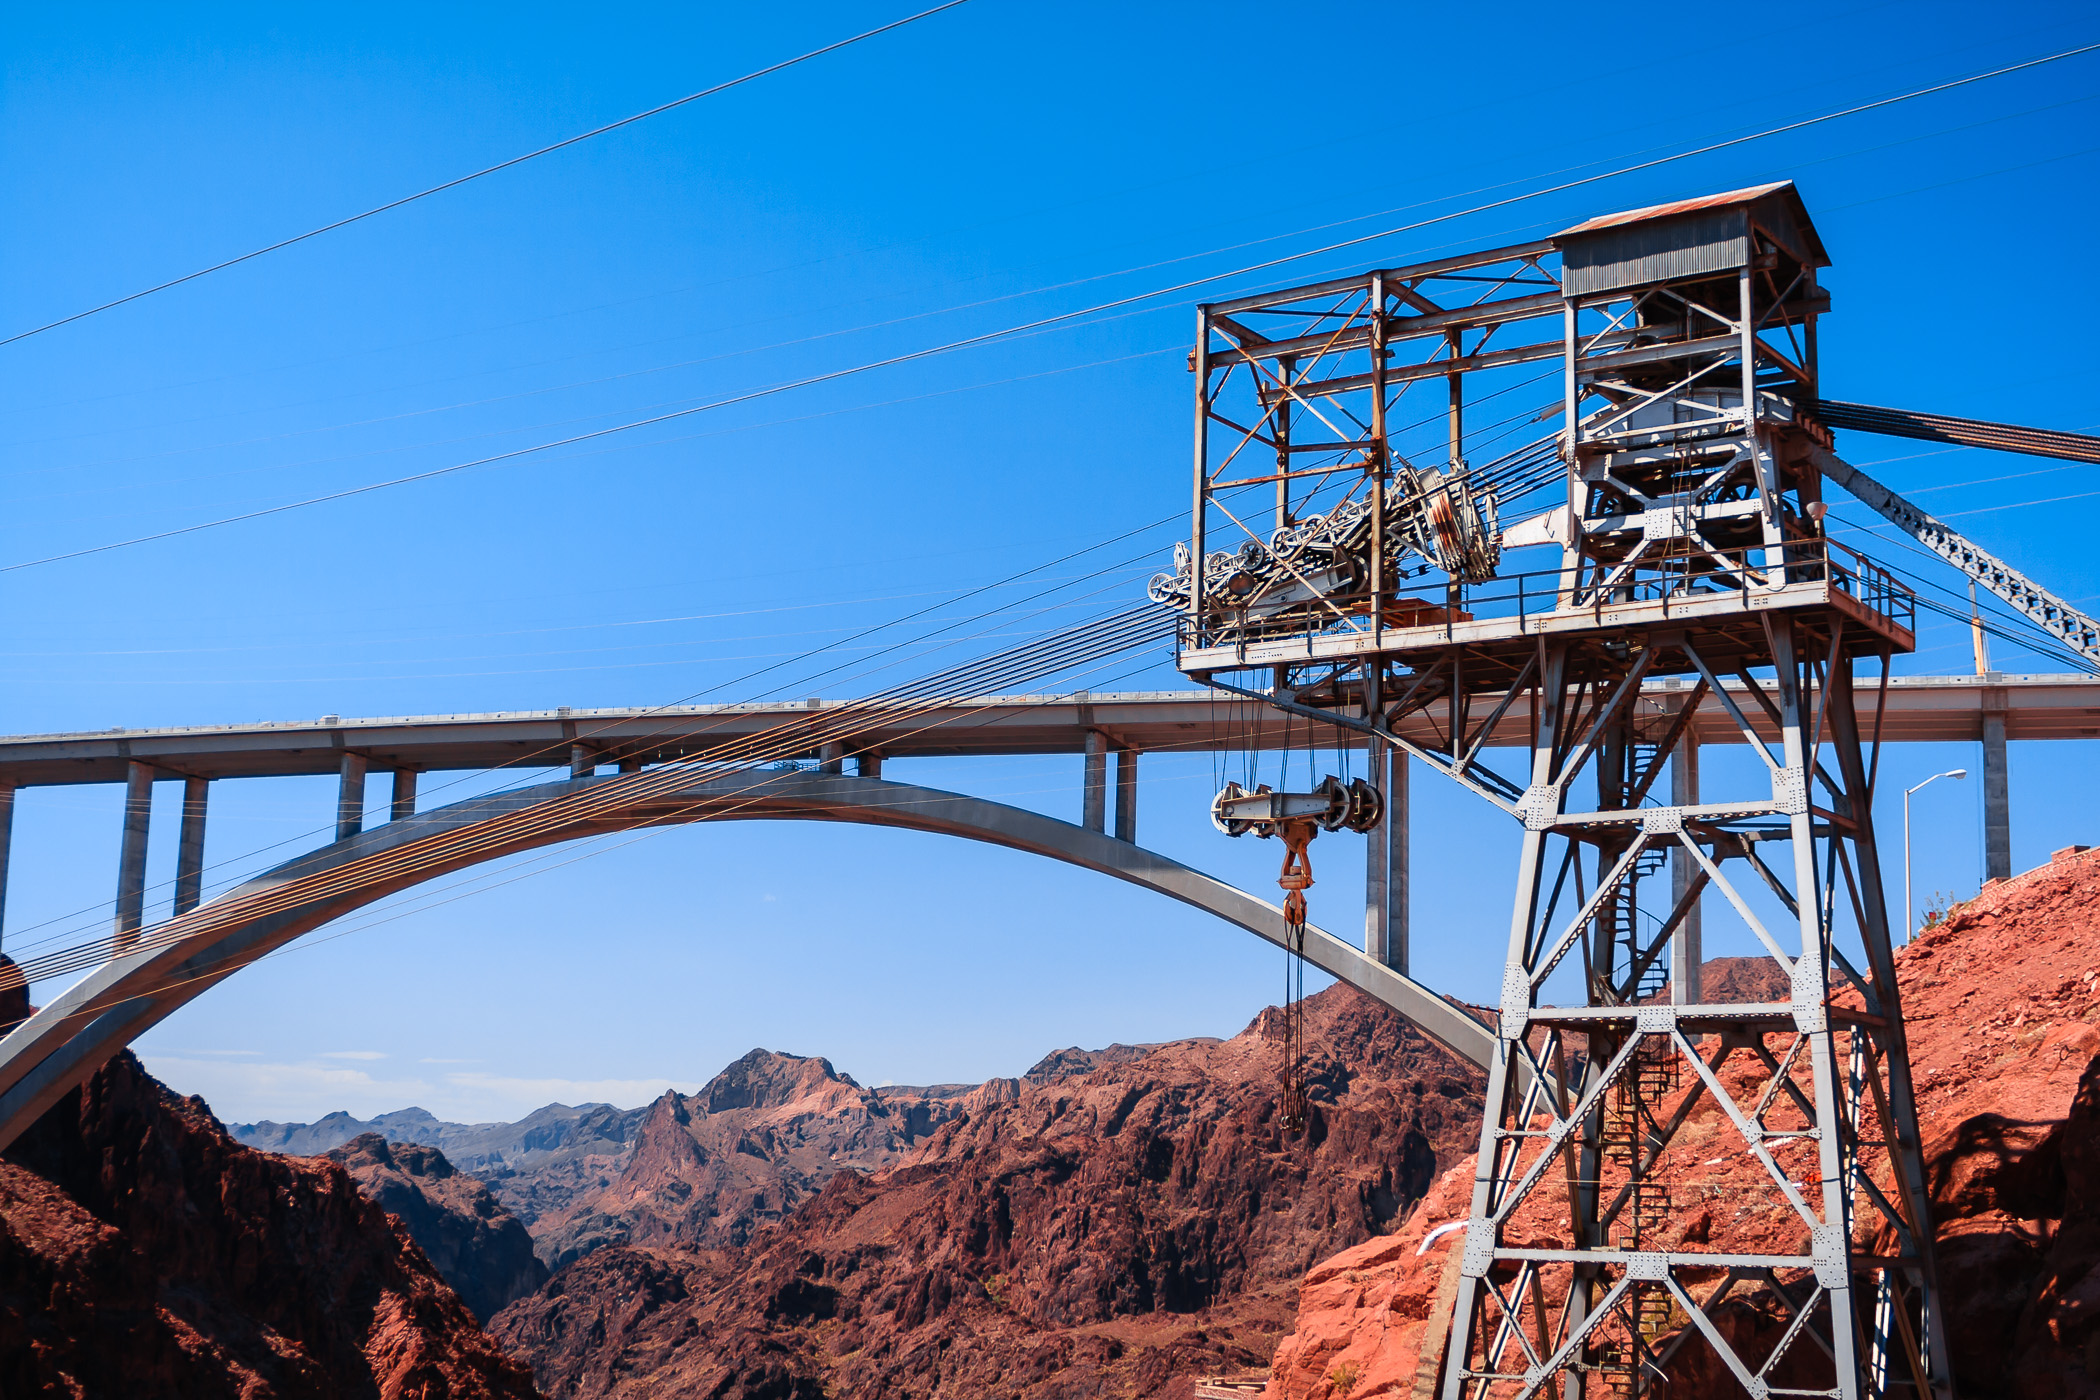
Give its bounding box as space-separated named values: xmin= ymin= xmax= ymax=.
xmin=491 ymin=985 xmax=1484 ymax=1398
xmin=0 ymin=1051 xmax=541 ymax=1400
xmin=324 ymin=1132 xmax=551 ymax=1323
xmin=525 ymin=1048 xmax=973 ymax=1271
xmin=2011 ymin=1054 xmax=2100 ymax=1400
xmin=1262 ymin=849 xmax=2100 ymax=1400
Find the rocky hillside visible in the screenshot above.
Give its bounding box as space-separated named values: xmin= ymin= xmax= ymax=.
xmin=0 ymin=1051 xmax=540 ymax=1399
xmin=233 ymin=1053 xmax=991 ymax=1273
xmin=1262 ymin=847 xmax=2100 ymax=1400
xmin=490 ymin=985 xmax=1483 ymax=1398
xmin=324 ymin=1133 xmax=550 ymax=1322
xmin=525 ymin=1049 xmax=983 ymax=1272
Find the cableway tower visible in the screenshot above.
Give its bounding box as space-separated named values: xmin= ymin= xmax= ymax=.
xmin=1158 ymin=182 xmax=1971 ymax=1399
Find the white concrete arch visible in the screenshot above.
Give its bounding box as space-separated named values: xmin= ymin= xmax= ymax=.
xmin=0 ymin=771 xmax=1492 ymax=1149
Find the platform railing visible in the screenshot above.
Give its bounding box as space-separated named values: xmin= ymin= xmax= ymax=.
xmin=1176 ymin=537 xmax=1916 ymax=654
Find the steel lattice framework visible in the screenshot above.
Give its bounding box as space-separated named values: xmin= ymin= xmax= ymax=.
xmin=1168 ymin=182 xmax=1953 ymax=1398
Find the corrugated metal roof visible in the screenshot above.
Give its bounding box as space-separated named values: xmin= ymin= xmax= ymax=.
xmin=1554 ymin=181 xmax=1797 ymax=238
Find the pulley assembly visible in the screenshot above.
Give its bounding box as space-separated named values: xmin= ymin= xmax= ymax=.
xmin=1209 ymin=774 xmax=1382 ymax=838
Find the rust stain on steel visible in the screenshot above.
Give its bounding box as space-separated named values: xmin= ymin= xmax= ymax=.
xmin=1552 ymin=178 xmax=1796 ymax=237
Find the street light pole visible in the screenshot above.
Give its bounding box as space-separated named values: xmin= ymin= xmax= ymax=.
xmin=1904 ymin=768 xmax=1969 ymax=943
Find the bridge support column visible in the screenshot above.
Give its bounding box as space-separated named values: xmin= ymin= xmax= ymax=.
xmin=1670 ymin=736 xmax=1702 ymax=1005
xmin=391 ymin=769 xmax=418 ymax=821
xmin=1364 ymin=739 xmax=1408 ymax=972
xmin=819 ymin=742 xmax=845 ymax=776
xmin=1114 ymin=747 xmax=1138 ymax=843
xmin=336 ymin=754 xmax=367 ymax=842
xmin=617 ymin=757 xmax=642 ymax=774
xmin=570 ymin=744 xmax=596 ymax=779
xmin=1984 ymin=694 xmax=2012 ymax=881
xmin=0 ymin=786 xmax=12 ymax=947
xmin=174 ymin=778 xmax=208 ymax=916
xmin=858 ymin=751 xmax=883 ymax=780
xmin=1083 ymin=731 xmax=1107 ymax=833
xmin=115 ymin=761 xmax=153 ymax=947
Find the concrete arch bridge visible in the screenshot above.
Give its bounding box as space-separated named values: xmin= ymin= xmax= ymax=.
xmin=0 ymin=766 xmax=1490 ymax=1151
xmin=0 ymin=674 xmax=2085 ymax=1150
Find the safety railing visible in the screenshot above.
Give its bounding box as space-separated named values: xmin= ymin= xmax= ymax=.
xmin=1175 ymin=537 xmax=1916 ymax=654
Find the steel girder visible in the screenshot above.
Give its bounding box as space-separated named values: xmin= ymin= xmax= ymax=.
xmin=1815 ymin=446 xmax=2100 ymax=670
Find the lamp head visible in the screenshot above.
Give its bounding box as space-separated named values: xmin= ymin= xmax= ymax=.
xmin=1948 ymin=768 xmax=1968 ymax=780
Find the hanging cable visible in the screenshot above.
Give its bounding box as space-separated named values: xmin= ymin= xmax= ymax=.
xmin=11 ymin=40 xmax=2100 ymax=575
xmin=0 ymin=2 xmax=977 ymax=350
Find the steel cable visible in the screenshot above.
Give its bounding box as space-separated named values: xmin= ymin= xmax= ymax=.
xmin=12 ymin=40 xmax=2100 ymax=575
xmin=0 ymin=603 xmax=1176 ymax=993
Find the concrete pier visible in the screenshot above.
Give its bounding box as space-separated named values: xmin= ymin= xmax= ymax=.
xmin=1983 ymin=690 xmax=2012 ymax=881
xmin=0 ymin=787 xmax=12 ymax=946
xmin=174 ymin=777 xmax=208 ymax=916
xmin=1083 ymin=730 xmax=1107 ymax=833
xmin=391 ymin=769 xmax=419 ymax=820
xmin=115 ymin=761 xmax=153 ymax=945
xmin=336 ymin=754 xmax=367 ymax=842
xmin=1670 ymin=738 xmax=1703 ymax=1005
xmin=1364 ymin=740 xmax=1409 ymax=973
xmin=1114 ymin=747 xmax=1138 ymax=843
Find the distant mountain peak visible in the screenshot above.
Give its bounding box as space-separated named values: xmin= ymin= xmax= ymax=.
xmin=702 ymin=1048 xmax=857 ymax=1113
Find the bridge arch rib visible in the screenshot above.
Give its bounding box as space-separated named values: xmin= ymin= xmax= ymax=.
xmin=0 ymin=771 xmax=1492 ymax=1149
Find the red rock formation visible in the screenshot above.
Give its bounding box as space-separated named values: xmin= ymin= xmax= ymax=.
xmin=2008 ymin=1053 xmax=2100 ymax=1400
xmin=526 ymin=1048 xmax=970 ymax=1271
xmin=1263 ymin=848 xmax=2100 ymax=1399
xmin=0 ymin=1051 xmax=541 ymax=1399
xmin=1260 ymin=1156 xmax=1474 ymax=1400
xmin=325 ymin=1132 xmax=551 ymax=1323
xmin=492 ymin=985 xmax=1483 ymax=1398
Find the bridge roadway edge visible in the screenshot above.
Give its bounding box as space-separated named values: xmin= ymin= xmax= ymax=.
xmin=0 ymin=771 xmax=1495 ymax=1152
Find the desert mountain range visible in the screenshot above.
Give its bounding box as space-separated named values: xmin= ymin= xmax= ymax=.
xmin=6 ymin=850 xmax=2100 ymax=1396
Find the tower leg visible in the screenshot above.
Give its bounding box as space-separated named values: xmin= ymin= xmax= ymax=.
xmin=1441 ymin=631 xmax=1939 ymax=1398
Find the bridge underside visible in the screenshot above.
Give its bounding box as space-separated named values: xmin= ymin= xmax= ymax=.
xmin=0 ymin=770 xmax=1493 ymax=1151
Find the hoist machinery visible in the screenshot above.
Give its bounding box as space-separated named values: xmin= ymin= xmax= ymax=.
xmin=1166 ymin=182 xmax=1994 ymax=1400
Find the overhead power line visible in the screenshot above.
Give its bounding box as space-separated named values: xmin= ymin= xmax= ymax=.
xmin=8 ymin=38 xmax=2098 ymax=576
xmin=0 ymin=1 xmax=974 ymax=351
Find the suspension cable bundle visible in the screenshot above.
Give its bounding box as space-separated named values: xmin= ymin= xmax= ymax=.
xmin=0 ymin=603 xmax=1178 ymax=999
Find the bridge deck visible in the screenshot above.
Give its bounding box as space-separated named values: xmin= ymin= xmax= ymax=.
xmin=0 ymin=674 xmax=2091 ymax=787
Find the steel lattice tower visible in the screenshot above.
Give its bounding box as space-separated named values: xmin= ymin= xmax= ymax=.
xmin=1163 ymin=183 xmax=1950 ymax=1398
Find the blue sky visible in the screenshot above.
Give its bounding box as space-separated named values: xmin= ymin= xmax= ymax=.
xmin=3 ymin=2 xmax=2097 ymax=1123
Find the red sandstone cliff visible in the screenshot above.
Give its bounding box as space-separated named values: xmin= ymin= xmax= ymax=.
xmin=491 ymin=985 xmax=1483 ymax=1398
xmin=1263 ymin=848 xmax=2100 ymax=1400
xmin=526 ymin=1048 xmax=971 ymax=1271
xmin=326 ymin=1132 xmax=551 ymax=1323
xmin=0 ymin=1050 xmax=542 ymax=1399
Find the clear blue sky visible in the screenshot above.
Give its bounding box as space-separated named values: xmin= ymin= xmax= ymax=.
xmin=4 ymin=2 xmax=2097 ymax=1123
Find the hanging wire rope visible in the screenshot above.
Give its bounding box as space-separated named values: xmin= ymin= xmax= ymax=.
xmin=10 ymin=40 xmax=2099 ymax=576
xmin=0 ymin=1 xmax=977 ymax=350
